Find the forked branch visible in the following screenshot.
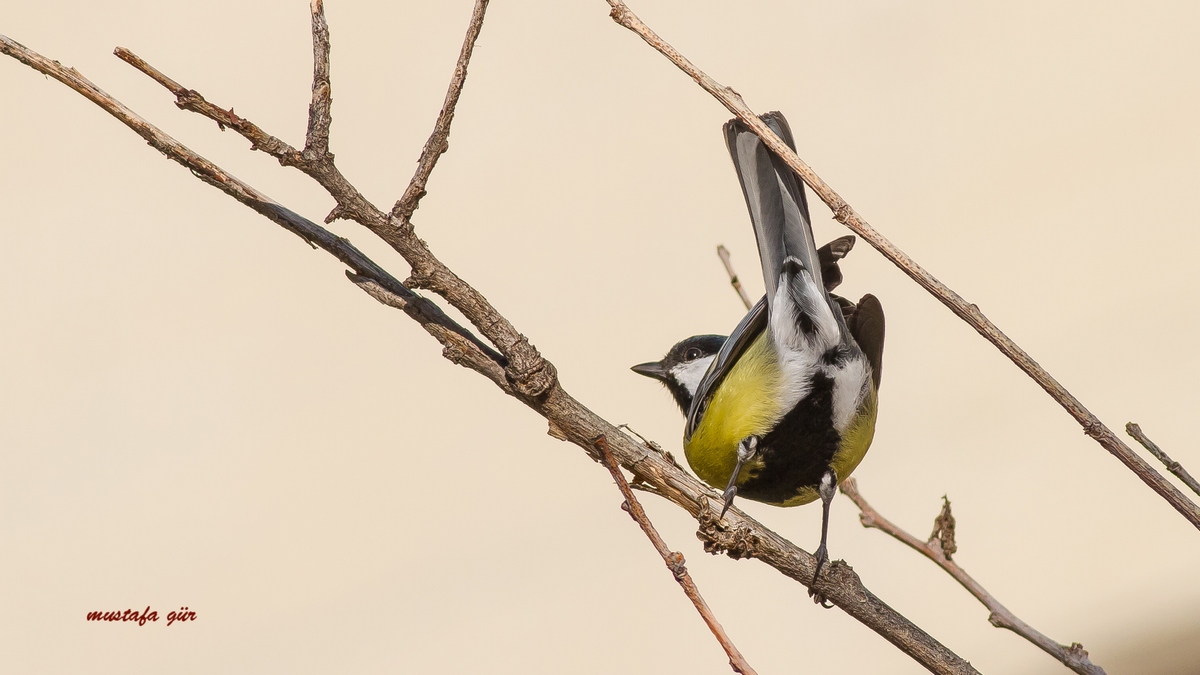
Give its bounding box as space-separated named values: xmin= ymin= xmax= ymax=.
xmin=2 ymin=35 xmax=499 ymax=372
xmin=0 ymin=12 xmax=979 ymax=674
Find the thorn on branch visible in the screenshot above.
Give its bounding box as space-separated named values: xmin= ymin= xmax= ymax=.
xmin=325 ymin=205 xmax=348 ymax=224
xmin=403 ymin=270 xmax=433 ymax=290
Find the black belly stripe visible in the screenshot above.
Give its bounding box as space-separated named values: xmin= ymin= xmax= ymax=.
xmin=739 ymin=372 xmax=840 ymax=505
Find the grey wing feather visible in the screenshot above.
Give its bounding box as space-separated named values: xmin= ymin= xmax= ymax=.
xmin=684 ymin=296 xmax=769 ymax=441
xmin=723 ymin=112 xmax=823 ymax=302
xmin=848 ymin=293 xmax=885 ymax=389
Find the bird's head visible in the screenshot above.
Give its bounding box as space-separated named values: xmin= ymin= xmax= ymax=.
xmin=631 ymin=334 xmax=725 ymax=415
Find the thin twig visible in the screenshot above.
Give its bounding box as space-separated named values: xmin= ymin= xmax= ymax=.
xmin=391 ymin=0 xmax=489 ymax=222
xmin=840 ymin=479 xmax=1106 ymax=675
xmin=3 ymin=36 xmax=503 ymax=373
xmin=114 ymin=47 xmax=299 ymax=161
xmin=118 ymin=34 xmax=554 ymax=398
xmin=1127 ymin=423 xmax=1200 ymax=498
xmin=594 ymin=436 xmax=757 ymax=675
xmin=603 ymin=0 xmax=1200 ymax=532
xmin=2 ymin=30 xmax=979 ymax=675
xmin=716 ymin=245 xmax=753 ymax=311
xmin=304 ymin=0 xmax=333 ymax=159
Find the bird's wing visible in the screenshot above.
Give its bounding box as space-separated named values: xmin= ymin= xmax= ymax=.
xmin=848 ymin=293 xmax=885 ymax=389
xmin=684 ymin=296 xmax=769 ymax=441
xmin=723 ymin=112 xmax=824 ymax=302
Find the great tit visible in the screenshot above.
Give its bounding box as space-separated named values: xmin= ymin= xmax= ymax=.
xmin=632 ymin=112 xmax=885 ymax=594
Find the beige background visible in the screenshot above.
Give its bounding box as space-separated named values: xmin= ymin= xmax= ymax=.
xmin=3 ymin=1 xmax=1199 ymax=673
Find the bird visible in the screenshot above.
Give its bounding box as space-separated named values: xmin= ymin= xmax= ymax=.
xmin=632 ymin=112 xmax=884 ymax=600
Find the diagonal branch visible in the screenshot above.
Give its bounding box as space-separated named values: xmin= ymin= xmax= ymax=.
xmin=2 ymin=28 xmax=979 ymax=675
xmin=603 ymin=0 xmax=1200 ymax=532
xmin=841 ymin=479 xmax=1106 ymax=675
xmin=392 ymin=0 xmax=490 ymax=222
xmin=114 ymin=46 xmax=300 ymax=161
xmin=1127 ymin=423 xmax=1200 ymax=498
xmin=716 ymin=245 xmax=754 ymax=311
xmin=595 ymin=436 xmax=757 ymax=675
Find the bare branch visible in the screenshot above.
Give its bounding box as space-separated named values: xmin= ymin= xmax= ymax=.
xmin=840 ymin=479 xmax=1106 ymax=675
xmin=594 ymin=436 xmax=756 ymax=675
xmin=603 ymin=0 xmax=1200 ymax=532
xmin=716 ymin=245 xmax=753 ymax=311
xmin=114 ymin=47 xmax=299 ymax=161
xmin=304 ymin=0 xmax=333 ymax=159
xmin=2 ymin=30 xmax=980 ymax=675
xmin=1127 ymin=423 xmax=1200 ymax=498
xmin=2 ymin=35 xmax=502 ymax=375
xmin=116 ymin=32 xmax=554 ymax=400
xmin=348 ymin=274 xmax=509 ymax=389
xmin=391 ymin=0 xmax=490 ymax=221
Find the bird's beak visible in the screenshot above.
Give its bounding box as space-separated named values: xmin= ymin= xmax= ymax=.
xmin=631 ymin=361 xmax=670 ymax=381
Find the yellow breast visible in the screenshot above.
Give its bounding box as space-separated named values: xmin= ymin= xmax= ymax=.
xmin=683 ymin=335 xmax=879 ymax=502
xmin=684 ymin=333 xmax=782 ymax=488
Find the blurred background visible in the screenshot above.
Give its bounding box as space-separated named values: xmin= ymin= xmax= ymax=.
xmin=2 ymin=1 xmax=1199 ymax=673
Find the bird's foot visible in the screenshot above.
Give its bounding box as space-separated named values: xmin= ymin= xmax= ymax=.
xmin=720 ymin=437 xmax=758 ymax=519
xmin=808 ymin=544 xmax=833 ymax=608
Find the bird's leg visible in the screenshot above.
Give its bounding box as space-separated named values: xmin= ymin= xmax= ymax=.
xmin=720 ymin=436 xmax=758 ymax=518
xmin=808 ymin=468 xmax=838 ymax=607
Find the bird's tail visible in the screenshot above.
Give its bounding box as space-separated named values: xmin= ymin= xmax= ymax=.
xmin=723 ymin=112 xmax=823 ymax=304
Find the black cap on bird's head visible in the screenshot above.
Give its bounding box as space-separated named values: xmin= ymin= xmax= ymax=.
xmin=632 ymin=334 xmax=725 ymax=415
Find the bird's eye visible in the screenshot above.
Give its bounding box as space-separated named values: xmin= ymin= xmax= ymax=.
xmin=684 ymin=347 xmax=703 ymax=361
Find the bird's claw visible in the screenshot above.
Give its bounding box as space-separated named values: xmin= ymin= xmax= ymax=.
xmin=808 ymin=544 xmax=833 ymax=607
xmin=720 ymin=485 xmax=737 ymax=518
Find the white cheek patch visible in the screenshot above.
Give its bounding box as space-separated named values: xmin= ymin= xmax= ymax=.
xmin=671 ymin=355 xmax=716 ymax=399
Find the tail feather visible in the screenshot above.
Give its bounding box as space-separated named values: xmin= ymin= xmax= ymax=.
xmin=723 ymin=112 xmax=822 ymax=302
